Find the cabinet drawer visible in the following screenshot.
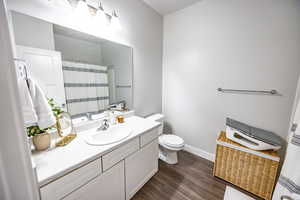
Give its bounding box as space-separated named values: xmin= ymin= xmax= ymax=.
xmin=102 ymin=138 xmax=139 ymax=171
xmin=140 ymin=128 xmax=159 ymax=147
xmin=63 ymin=161 xmax=125 ymax=200
xmin=40 ymin=158 xmax=102 ymax=200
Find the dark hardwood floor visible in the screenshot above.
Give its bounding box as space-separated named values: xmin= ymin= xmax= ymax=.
xmin=132 ymin=150 xmax=261 ymax=200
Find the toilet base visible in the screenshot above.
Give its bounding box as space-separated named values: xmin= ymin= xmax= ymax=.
xmin=159 ymin=146 xmax=180 ymax=165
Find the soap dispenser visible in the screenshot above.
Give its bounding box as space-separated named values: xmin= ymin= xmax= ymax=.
xmin=109 ymin=110 xmax=117 ymax=125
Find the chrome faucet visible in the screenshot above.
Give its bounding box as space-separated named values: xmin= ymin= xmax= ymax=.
xmin=86 ymin=112 xmax=92 ymax=120
xmin=97 ymin=119 xmax=110 ymax=131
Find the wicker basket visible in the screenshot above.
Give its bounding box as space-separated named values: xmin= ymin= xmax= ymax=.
xmin=213 ymin=132 xmax=280 ymax=200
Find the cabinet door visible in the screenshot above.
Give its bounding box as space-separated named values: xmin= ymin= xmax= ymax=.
xmin=40 ymin=158 xmax=102 ymax=200
xmin=63 ymin=161 xmax=125 ymax=200
xmin=16 ymin=45 xmax=66 ymax=109
xmin=125 ymin=139 xmax=159 ymax=200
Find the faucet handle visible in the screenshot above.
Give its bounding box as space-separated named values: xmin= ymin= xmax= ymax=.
xmin=109 ymin=104 xmax=117 ymax=110
xmin=97 ymin=119 xmax=110 ymax=131
xmin=86 ymin=112 xmax=92 ymax=120
xmin=102 ymin=119 xmax=110 ymax=127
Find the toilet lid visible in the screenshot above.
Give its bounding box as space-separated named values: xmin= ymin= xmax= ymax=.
xmin=159 ymin=135 xmax=184 ymax=148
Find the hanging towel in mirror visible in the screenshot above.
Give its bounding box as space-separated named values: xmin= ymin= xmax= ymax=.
xmin=17 ymin=75 xmax=38 ymax=127
xmin=28 ymin=78 xmax=56 ymax=129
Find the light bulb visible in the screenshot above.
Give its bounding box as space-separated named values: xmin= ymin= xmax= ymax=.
xmin=110 ymin=11 xmax=121 ymax=31
xmin=75 ymin=0 xmax=90 ymax=20
xmin=95 ymin=3 xmax=107 ymax=27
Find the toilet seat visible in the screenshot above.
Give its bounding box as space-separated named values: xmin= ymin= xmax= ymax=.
xmin=159 ymin=135 xmax=184 ymax=149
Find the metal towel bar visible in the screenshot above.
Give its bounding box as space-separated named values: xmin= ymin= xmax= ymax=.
xmin=217 ymin=88 xmax=278 ymax=95
xmin=116 ymin=85 xmax=132 ymax=88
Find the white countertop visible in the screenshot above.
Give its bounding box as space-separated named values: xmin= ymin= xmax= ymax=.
xmin=31 ymin=116 xmax=160 ymax=187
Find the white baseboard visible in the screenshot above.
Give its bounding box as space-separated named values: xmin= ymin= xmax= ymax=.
xmin=184 ymin=144 xmax=215 ymax=162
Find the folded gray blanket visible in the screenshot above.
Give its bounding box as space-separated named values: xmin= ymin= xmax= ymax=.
xmin=226 ymin=118 xmax=282 ymax=146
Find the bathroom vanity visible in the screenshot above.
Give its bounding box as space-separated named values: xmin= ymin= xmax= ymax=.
xmin=32 ymin=116 xmax=160 ymax=200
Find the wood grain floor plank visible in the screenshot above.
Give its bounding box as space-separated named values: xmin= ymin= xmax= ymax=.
xmin=132 ymin=150 xmax=261 ymax=200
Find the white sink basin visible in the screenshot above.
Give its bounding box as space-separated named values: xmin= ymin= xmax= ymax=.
xmin=85 ymin=125 xmax=132 ymax=146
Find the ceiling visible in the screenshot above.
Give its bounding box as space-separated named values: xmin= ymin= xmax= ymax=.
xmin=142 ymin=0 xmax=202 ymax=15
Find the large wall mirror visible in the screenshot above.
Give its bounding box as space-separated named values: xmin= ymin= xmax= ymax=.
xmin=11 ymin=11 xmax=133 ymax=118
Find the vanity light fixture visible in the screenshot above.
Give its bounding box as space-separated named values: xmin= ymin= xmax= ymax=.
xmin=110 ymin=10 xmax=121 ymax=30
xmin=66 ymin=0 xmax=121 ymax=30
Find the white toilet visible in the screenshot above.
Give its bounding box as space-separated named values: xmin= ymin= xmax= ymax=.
xmin=147 ymin=114 xmax=185 ymax=164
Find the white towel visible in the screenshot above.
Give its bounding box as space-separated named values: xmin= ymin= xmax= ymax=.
xmin=224 ymin=186 xmax=255 ymax=200
xmin=16 ymin=61 xmax=38 ymax=127
xmin=17 ymin=75 xmax=38 ymax=127
xmin=273 ymin=79 xmax=300 ymax=200
xmin=28 ymin=78 xmax=56 ymax=129
xmin=273 ymin=184 xmax=300 ymax=200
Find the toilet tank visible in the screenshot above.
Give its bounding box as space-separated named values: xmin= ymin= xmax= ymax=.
xmin=146 ymin=114 xmax=164 ymax=135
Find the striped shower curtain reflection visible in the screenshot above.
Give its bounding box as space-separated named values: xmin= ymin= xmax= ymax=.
xmin=62 ymin=61 xmax=109 ymax=118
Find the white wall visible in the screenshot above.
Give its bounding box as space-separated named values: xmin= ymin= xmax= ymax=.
xmin=0 ymin=0 xmax=39 ymax=199
xmin=7 ymin=0 xmax=163 ymax=117
xmin=163 ymin=0 xmax=300 ymax=154
xmin=54 ymin=34 xmax=103 ymax=65
xmin=11 ymin=11 xmax=55 ymax=50
xmin=102 ymin=42 xmax=133 ymax=108
xmin=11 ymin=12 xmax=104 ymax=65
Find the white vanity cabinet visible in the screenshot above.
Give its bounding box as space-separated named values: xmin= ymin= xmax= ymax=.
xmin=63 ymin=161 xmax=125 ymax=200
xmin=125 ymin=139 xmax=159 ymax=200
xmin=102 ymin=138 xmax=140 ymax=171
xmin=40 ymin=158 xmax=102 ymax=200
xmin=39 ymin=125 xmax=160 ymax=200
